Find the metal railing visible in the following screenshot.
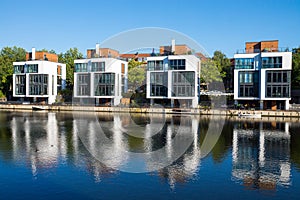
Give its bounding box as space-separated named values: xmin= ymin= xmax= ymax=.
xmin=290 ymin=104 xmax=300 ymax=111
xmin=236 ymin=47 xmax=290 ymax=54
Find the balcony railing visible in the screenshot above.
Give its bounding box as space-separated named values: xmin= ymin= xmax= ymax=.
xmin=236 ymin=47 xmax=290 ymax=54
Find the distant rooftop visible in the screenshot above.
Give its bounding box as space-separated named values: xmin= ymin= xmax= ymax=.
xmin=236 ymin=40 xmax=290 ymax=54
xmin=26 ymin=48 xmax=58 ymax=62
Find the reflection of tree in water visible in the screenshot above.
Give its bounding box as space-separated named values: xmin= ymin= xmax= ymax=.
xmin=0 ymin=111 xmax=14 ymax=161
xmin=198 ymin=116 xmax=234 ymax=163
xmin=290 ymin=123 xmax=300 ymax=171
xmin=210 ymin=119 xmax=233 ymax=163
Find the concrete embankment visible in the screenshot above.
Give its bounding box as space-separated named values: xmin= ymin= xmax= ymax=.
xmin=0 ymin=104 xmax=300 ymax=118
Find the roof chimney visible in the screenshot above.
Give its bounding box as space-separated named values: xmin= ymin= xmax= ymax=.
xmin=96 ymin=43 xmax=100 ymax=57
xmin=32 ymin=47 xmax=36 ymax=60
xmin=171 ymin=39 xmax=175 ymax=53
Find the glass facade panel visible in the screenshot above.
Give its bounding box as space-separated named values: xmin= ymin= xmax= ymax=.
xmin=91 ymin=62 xmax=105 ymax=72
xmin=77 ymin=74 xmax=90 ymax=96
xmin=14 ymin=65 xmax=25 ymax=73
xmin=29 ymin=74 xmax=48 ymax=95
xmin=15 ymin=75 xmax=26 ymax=95
xmin=94 ymin=73 xmax=115 ymax=96
xmin=238 ymin=71 xmax=259 ymax=97
xmin=150 ymin=72 xmax=168 ymax=97
xmin=235 ymin=58 xmax=254 ymax=69
xmin=169 ymin=59 xmax=186 ymax=70
xmin=14 ymin=64 xmax=38 ymax=73
xmin=262 ymin=57 xmax=282 ymax=68
xmin=27 ymin=64 xmax=38 ymax=73
xmin=172 ymin=71 xmax=195 ymax=97
xmin=265 ymin=70 xmax=291 ymax=98
xmin=75 ymin=63 xmax=88 ymax=72
xmin=147 ymin=61 xmax=164 ymax=71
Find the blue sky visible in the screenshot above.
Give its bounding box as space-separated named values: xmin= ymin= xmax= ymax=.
xmin=1 ymin=0 xmax=300 ymax=57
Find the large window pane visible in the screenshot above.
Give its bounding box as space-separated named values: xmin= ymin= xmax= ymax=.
xmin=150 ymin=72 xmax=168 ymax=97
xmin=169 ymin=59 xmax=186 ymax=70
xmin=29 ymin=74 xmax=48 ymax=95
xmin=262 ymin=57 xmax=282 ymax=68
xmin=172 ymin=71 xmax=195 ymax=97
xmin=235 ymin=58 xmax=254 ymax=69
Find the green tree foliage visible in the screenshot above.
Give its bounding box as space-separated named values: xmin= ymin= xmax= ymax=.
xmin=212 ymin=51 xmax=231 ymax=75
xmin=201 ymin=59 xmax=223 ymax=91
xmin=127 ymin=59 xmax=145 ymax=91
xmin=128 ymin=59 xmax=142 ymax=70
xmin=38 ymin=48 xmax=56 ymax=54
xmin=58 ymin=48 xmax=83 ymax=89
xmin=201 ymin=51 xmax=231 ymax=91
xmin=0 ymin=46 xmax=26 ymax=97
xmin=292 ymin=47 xmax=300 ymax=88
xmin=212 ymin=51 xmax=232 ymax=91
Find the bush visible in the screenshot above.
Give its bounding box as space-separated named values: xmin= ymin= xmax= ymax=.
xmin=0 ymin=90 xmax=6 ymax=98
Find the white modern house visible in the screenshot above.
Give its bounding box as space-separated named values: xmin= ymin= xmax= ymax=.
xmin=234 ymin=41 xmax=292 ymax=110
xmin=13 ymin=48 xmax=66 ymax=104
xmin=73 ymin=57 xmax=128 ymax=106
xmin=146 ymin=55 xmax=200 ymax=108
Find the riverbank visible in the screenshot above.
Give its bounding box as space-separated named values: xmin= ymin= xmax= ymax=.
xmin=1 ymin=104 xmax=300 ymax=118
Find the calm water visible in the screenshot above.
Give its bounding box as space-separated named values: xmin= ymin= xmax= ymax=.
xmin=0 ymin=111 xmax=300 ymax=200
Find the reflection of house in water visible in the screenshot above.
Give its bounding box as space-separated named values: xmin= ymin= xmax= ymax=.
xmin=74 ymin=113 xmax=201 ymax=184
xmin=232 ymin=121 xmax=291 ymax=190
xmin=157 ymin=117 xmax=201 ymax=188
xmin=10 ymin=112 xmax=201 ymax=184
xmin=10 ymin=112 xmax=115 ymax=182
xmin=11 ymin=113 xmax=65 ymax=176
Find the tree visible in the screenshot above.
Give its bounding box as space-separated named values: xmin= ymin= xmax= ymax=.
xmin=292 ymin=47 xmax=300 ymax=88
xmin=0 ymin=46 xmax=26 ymax=98
xmin=201 ymin=59 xmax=223 ymax=91
xmin=212 ymin=50 xmax=231 ymax=75
xmin=201 ymin=51 xmax=231 ymax=91
xmin=212 ymin=51 xmax=232 ymax=90
xmin=128 ymin=59 xmax=142 ymax=70
xmin=127 ymin=59 xmax=145 ymax=92
xmin=58 ymin=48 xmax=83 ymax=89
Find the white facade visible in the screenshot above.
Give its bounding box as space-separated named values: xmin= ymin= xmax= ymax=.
xmin=73 ymin=58 xmax=128 ymax=106
xmin=146 ymin=55 xmax=200 ymax=108
xmin=234 ymin=51 xmax=292 ymax=110
xmin=13 ymin=60 xmax=66 ymax=104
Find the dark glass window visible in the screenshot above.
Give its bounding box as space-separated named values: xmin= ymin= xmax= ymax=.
xmin=172 ymin=71 xmax=195 ymax=97
xmin=92 ymin=62 xmax=105 ymax=72
xmin=29 ymin=74 xmax=48 ymax=95
xmin=15 ymin=75 xmax=26 ymax=95
xmin=150 ymin=72 xmax=168 ymax=97
xmin=235 ymin=58 xmax=254 ymax=69
xmin=265 ymin=70 xmax=291 ymax=98
xmin=75 ymin=63 xmax=88 ymax=72
xmin=262 ymin=57 xmax=282 ymax=68
xmin=147 ymin=60 xmax=164 ymax=71
xmin=14 ymin=65 xmax=25 ymax=73
xmin=77 ymin=74 xmax=90 ymax=96
xmin=169 ymin=59 xmax=186 ymax=70
xmin=238 ymin=71 xmax=259 ymax=97
xmin=94 ymin=73 xmax=115 ymax=96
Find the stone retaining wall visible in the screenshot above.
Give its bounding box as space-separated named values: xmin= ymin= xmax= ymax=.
xmin=1 ymin=104 xmax=300 ymax=118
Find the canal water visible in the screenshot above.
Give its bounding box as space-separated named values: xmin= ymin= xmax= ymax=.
xmin=0 ymin=110 xmax=300 ymax=200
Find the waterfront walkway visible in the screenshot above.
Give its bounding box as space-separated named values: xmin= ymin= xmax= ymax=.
xmin=1 ymin=104 xmax=300 ymax=118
